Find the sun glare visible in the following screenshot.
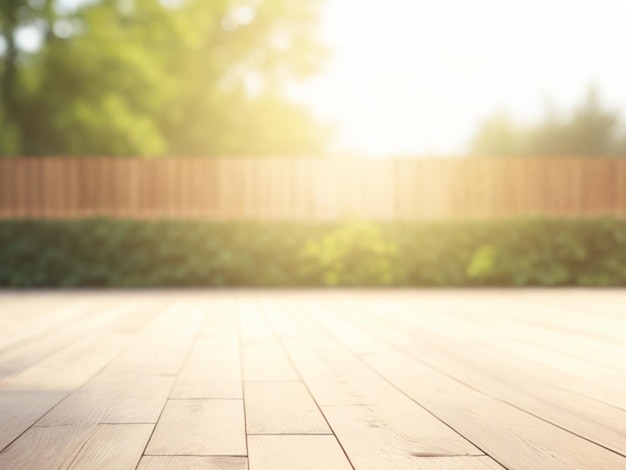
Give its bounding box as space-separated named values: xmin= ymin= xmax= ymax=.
xmin=288 ymin=0 xmax=626 ymax=157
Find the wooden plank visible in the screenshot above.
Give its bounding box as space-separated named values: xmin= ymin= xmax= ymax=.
xmin=171 ymin=300 xmax=241 ymax=399
xmin=145 ymin=399 xmax=246 ymax=456
xmin=0 ymin=389 xmax=67 ymax=452
xmin=2 ymin=291 xmax=626 ymax=469
xmin=491 ymin=293 xmax=626 ymax=346
xmin=266 ymin=300 xmax=486 ymax=465
xmin=0 ymin=425 xmax=96 ymax=468
xmin=322 ymin=404 xmax=485 ymax=469
xmin=66 ymin=424 xmax=152 ymax=470
xmin=267 ymin=302 xmax=407 ymax=407
xmin=248 ymin=435 xmax=352 ymax=470
xmin=100 ymin=376 xmax=173 ymax=424
xmin=170 ymin=337 xmax=242 ymax=399
xmin=138 ymin=456 xmax=248 ymax=470
xmin=0 ymin=423 xmax=151 ymax=470
xmin=0 ymin=296 xmax=167 ymax=451
xmin=344 ymin=455 xmax=504 ymax=470
xmin=0 ymin=297 xmax=143 ymax=369
xmin=393 ymin=294 xmax=626 ymax=386
xmin=32 ymin=301 xmax=200 ymax=428
xmin=36 ymin=372 xmax=174 ymax=426
xmin=323 ymin=297 xmax=626 ymax=456
xmin=333 ymin=292 xmax=626 ymax=411
xmin=238 ymin=299 xmax=299 ymax=382
xmin=281 ymin=338 xmax=389 ymax=406
xmin=0 ymin=298 xmax=90 ymax=351
xmin=340 ymin=292 xmax=626 ymax=379
xmin=244 ymin=381 xmax=330 ymax=434
xmin=108 ymin=302 xmax=203 ymax=375
xmin=0 ymin=294 xmax=77 ymax=345
xmin=0 ymin=332 xmax=129 ymax=451
xmin=316 ymin=295 xmax=626 ymax=470
xmin=240 ymin=342 xmax=299 ymax=382
xmin=141 ymin=303 xmax=204 ymax=376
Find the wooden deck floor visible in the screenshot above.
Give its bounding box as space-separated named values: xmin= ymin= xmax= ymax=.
xmin=0 ymin=290 xmax=625 ymax=469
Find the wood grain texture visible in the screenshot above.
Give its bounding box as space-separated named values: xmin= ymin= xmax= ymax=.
xmin=248 ymin=435 xmax=352 ymax=470
xmin=240 ymin=343 xmax=300 ymax=382
xmin=326 ymin=294 xmax=626 ymax=454
xmin=266 ymin=300 xmax=486 ymax=466
xmin=244 ymin=381 xmax=330 ymax=434
xmin=0 ymin=424 xmax=95 ymax=469
xmin=339 ymin=456 xmax=505 ymax=470
xmin=267 ymin=306 xmax=401 ymax=407
xmin=36 ymin=373 xmax=175 ymax=426
xmin=0 ymin=331 xmax=129 ymax=451
xmin=0 ymin=389 xmax=67 ymax=452
xmin=0 ymin=298 xmax=148 ymax=383
xmin=313 ymin=295 xmax=626 ymax=470
xmin=108 ymin=302 xmax=200 ymax=375
xmin=170 ymin=337 xmax=242 ymax=399
xmin=238 ymin=301 xmax=299 ymax=382
xmin=67 ymin=424 xmax=153 ymax=470
xmin=322 ymin=404 xmax=483 ymax=469
xmin=1 ymin=291 xmax=626 ymax=469
xmin=137 ymin=456 xmax=248 ymax=470
xmin=145 ymin=399 xmax=246 ymax=456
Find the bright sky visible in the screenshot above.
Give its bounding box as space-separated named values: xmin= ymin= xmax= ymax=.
xmin=13 ymin=0 xmax=626 ymax=157
xmin=287 ymin=0 xmax=626 ymax=156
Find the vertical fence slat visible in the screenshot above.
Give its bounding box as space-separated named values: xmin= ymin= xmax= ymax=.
xmin=0 ymin=157 xmax=624 ymax=220
xmin=0 ymin=158 xmax=15 ymax=217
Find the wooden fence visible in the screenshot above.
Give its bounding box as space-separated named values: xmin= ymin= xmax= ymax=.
xmin=1 ymin=157 xmax=626 ymax=220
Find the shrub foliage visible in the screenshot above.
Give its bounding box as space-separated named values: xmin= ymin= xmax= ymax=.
xmin=1 ymin=218 xmax=626 ymax=287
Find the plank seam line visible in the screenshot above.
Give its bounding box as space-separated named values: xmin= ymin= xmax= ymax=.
xmin=0 ymin=323 xmax=143 ymax=455
xmin=242 ymin=379 xmax=302 ymax=383
xmin=311 ymin=298 xmax=510 ymax=470
xmin=413 ymin=299 xmax=626 ymax=411
xmin=34 ymin=424 xmax=91 ymax=429
xmin=246 ymin=433 xmax=334 ymax=436
xmin=0 ymin=301 xmax=92 ymax=356
xmin=236 ymin=296 xmax=250 ymax=462
xmin=167 ymin=397 xmax=242 ymax=401
xmin=64 ymin=428 xmax=99 ymax=470
xmin=463 ymin=385 xmax=626 ymax=460
xmin=337 ymin=298 xmax=626 ymax=461
xmin=140 ymin=373 xmax=178 ymax=377
xmin=0 ymin=299 xmax=137 ymax=385
xmin=100 ymin=422 xmax=156 ymax=425
xmin=259 ymin=298 xmax=357 ymax=470
xmin=409 ymin=453 xmax=487 ymax=458
xmin=136 ymin=301 xmax=208 ymax=469
xmin=143 ymin=453 xmax=247 ymax=457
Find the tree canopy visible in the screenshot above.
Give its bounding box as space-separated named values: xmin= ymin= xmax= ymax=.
xmin=469 ymin=86 xmax=626 ymax=158
xmin=0 ymin=0 xmax=329 ymax=156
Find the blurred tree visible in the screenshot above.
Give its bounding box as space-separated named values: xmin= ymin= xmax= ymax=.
xmin=470 ymin=86 xmax=624 ymax=157
xmin=1 ymin=0 xmax=329 ymax=156
xmin=469 ymin=111 xmax=523 ymax=157
xmin=524 ymin=99 xmax=568 ymax=157
xmin=562 ymin=86 xmax=618 ymax=156
xmin=0 ymin=0 xmax=55 ymax=155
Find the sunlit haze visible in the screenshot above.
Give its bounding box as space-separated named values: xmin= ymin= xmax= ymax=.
xmin=287 ymin=0 xmax=626 ymax=156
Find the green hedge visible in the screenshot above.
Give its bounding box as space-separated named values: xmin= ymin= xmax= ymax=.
xmin=1 ymin=218 xmax=626 ymax=287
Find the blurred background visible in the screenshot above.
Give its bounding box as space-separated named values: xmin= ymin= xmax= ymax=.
xmin=2 ymin=0 xmax=626 ymax=157
xmin=2 ymin=0 xmax=626 ymax=287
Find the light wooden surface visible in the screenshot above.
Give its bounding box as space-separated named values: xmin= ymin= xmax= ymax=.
xmin=1 ymin=291 xmax=626 ymax=469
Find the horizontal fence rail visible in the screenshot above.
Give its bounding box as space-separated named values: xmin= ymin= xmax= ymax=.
xmin=1 ymin=157 xmax=626 ymax=220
